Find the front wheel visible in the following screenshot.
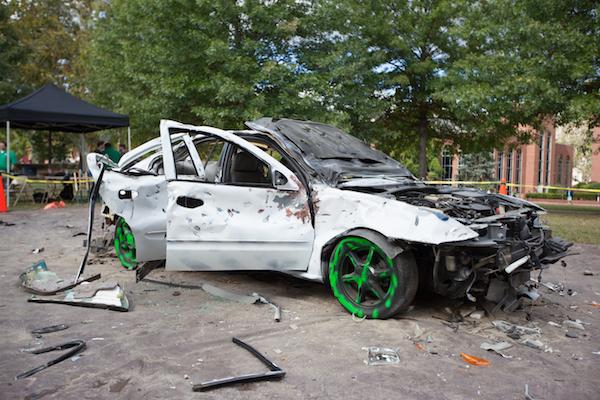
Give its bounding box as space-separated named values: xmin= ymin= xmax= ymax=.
xmin=328 ymin=236 xmax=418 ymax=319
xmin=114 ymin=218 xmax=138 ymax=270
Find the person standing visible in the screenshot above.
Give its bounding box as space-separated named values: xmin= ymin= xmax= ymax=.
xmin=0 ymin=140 xmax=17 ymax=192
xmin=119 ymin=143 xmax=127 ymax=156
xmin=103 ymin=142 xmax=121 ymax=163
xmin=0 ymin=140 xmax=17 ymax=172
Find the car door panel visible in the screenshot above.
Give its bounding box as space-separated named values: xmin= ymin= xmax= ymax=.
xmin=160 ymin=120 xmax=315 ymax=272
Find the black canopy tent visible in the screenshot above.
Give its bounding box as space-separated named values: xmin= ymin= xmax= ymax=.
xmin=0 ymin=84 xmax=130 ymax=205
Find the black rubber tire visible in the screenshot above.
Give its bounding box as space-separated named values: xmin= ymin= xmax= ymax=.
xmin=328 ymin=236 xmax=418 ymax=319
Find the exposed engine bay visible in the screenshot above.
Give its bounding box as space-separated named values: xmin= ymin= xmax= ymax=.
xmin=341 ymin=182 xmax=573 ymax=312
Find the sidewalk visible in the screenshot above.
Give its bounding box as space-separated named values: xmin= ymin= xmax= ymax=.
xmin=532 ymin=198 xmax=600 ymax=207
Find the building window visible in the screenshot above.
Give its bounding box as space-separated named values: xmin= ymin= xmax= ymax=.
xmin=507 ymin=150 xmax=513 ymax=182
xmin=496 ymin=151 xmax=504 ymax=180
xmin=545 ymin=132 xmax=552 ymax=185
xmin=537 ymin=133 xmax=544 ymax=185
xmin=442 ymin=148 xmax=453 ymax=180
xmin=557 ymin=156 xmax=563 ymax=185
xmin=515 ymin=149 xmax=522 ymax=186
xmin=565 ymin=156 xmax=571 ymax=186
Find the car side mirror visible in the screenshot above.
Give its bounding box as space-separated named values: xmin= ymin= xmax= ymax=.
xmin=272 ymin=170 xmax=298 ymax=191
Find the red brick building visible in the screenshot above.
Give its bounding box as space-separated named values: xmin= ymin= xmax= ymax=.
xmin=591 ymin=127 xmax=600 ymax=183
xmin=441 ymin=123 xmax=574 ymax=196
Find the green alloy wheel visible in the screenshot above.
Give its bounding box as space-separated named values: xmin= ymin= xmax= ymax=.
xmin=114 ymin=218 xmax=138 ymax=270
xmin=328 ymin=236 xmax=418 ymax=319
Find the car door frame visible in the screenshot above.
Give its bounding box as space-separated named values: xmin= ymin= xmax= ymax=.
xmin=159 ymin=119 xmax=315 ymax=271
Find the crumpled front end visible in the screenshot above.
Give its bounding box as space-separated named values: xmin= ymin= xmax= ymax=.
xmin=390 ymin=186 xmax=573 ymax=311
xmin=341 ymin=181 xmax=573 ymax=311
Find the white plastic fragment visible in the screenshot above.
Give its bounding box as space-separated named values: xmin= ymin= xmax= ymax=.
xmin=563 ymin=320 xmax=585 ymax=331
xmin=521 ymin=339 xmax=544 ymax=350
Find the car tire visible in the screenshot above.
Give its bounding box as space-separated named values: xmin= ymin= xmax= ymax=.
xmin=114 ymin=217 xmax=138 ymax=270
xmin=328 ymin=236 xmax=418 ymax=319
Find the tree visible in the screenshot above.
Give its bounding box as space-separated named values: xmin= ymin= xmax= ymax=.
xmin=2 ymin=0 xmax=94 ymax=161
xmin=0 ymin=1 xmax=26 ymax=103
xmin=296 ymin=0 xmax=599 ymax=177
xmin=84 ymin=0 xmax=333 ymax=144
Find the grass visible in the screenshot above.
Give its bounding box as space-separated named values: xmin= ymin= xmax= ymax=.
xmin=541 ymin=204 xmax=600 ymax=245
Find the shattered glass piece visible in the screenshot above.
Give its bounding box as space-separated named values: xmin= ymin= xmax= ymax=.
xmin=492 ymin=320 xmax=541 ymax=336
xmin=28 ymin=283 xmax=129 ymax=312
xmin=363 ymin=347 xmax=400 ymax=365
xmin=19 ymin=260 xmax=101 ymax=295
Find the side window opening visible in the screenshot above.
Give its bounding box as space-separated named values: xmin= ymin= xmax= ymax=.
xmin=226 ymin=145 xmax=271 ymax=187
xmin=193 ymin=137 xmax=226 ymax=183
xmin=173 ymin=138 xmax=202 ymax=181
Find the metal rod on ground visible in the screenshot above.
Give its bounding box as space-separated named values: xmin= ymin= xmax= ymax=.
xmin=5 ymin=120 xmax=10 ymax=206
xmin=73 ymin=164 xmax=106 ymax=283
xmin=127 ymin=126 xmax=131 ymax=151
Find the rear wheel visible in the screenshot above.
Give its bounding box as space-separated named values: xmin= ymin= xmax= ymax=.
xmin=114 ymin=218 xmax=138 ymax=270
xmin=328 ymin=236 xmax=418 ymax=319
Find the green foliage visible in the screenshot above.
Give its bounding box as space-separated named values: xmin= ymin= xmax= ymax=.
xmin=0 ymin=1 xmax=26 ymax=103
xmin=296 ymin=0 xmax=599 ymax=176
xmin=84 ymin=0 xmax=336 ymax=145
xmin=526 ymin=191 xmax=599 ymax=201
xmin=575 ymin=182 xmax=600 ymax=190
xmin=458 ymin=152 xmax=495 ymax=182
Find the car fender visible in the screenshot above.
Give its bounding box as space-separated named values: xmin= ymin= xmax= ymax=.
xmin=293 ymin=185 xmax=478 ymax=282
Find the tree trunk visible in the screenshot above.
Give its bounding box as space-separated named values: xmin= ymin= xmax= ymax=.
xmin=418 ymin=120 xmax=428 ymax=178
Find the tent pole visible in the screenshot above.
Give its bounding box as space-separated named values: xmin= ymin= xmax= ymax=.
xmin=5 ymin=121 xmax=10 ymax=207
xmin=127 ymin=126 xmax=131 ymax=151
xmin=80 ymin=133 xmax=86 ymax=173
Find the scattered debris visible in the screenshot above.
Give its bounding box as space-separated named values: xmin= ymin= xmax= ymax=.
xmin=521 ymin=339 xmax=544 ymax=350
xmin=172 ymin=291 xmax=181 ymax=296
xmin=72 ymin=232 xmax=86 ymax=237
xmin=525 ymin=384 xmax=536 ymax=400
xmin=19 ymin=260 xmax=101 ymax=295
xmin=591 ymin=301 xmax=600 ymax=308
xmin=16 ymin=340 xmax=86 ymax=380
xmin=192 ymin=337 xmax=285 ymax=392
xmin=28 ymin=283 xmax=129 ymax=312
xmin=0 ymin=220 xmax=16 ymax=226
xmin=31 ymin=247 xmax=44 ymax=254
xmin=565 ymin=331 xmax=579 ymax=339
xmin=480 ymin=341 xmax=513 ymax=358
xmin=583 ymin=270 xmax=594 ymax=276
xmin=469 ymin=310 xmax=485 ymax=320
xmin=592 ymin=351 xmax=600 ymax=356
xmin=563 ymin=320 xmax=585 ymax=331
xmin=142 ymin=277 xmax=281 ymax=322
xmin=547 ymin=321 xmax=561 ymax=328
xmin=460 ymin=352 xmax=490 ymax=366
xmin=492 ymin=320 xmax=541 ymax=336
xmin=364 ymin=347 xmax=400 ymax=365
xmin=31 ymin=324 xmax=68 ymax=335
xmin=43 ymin=200 xmax=65 ymax=210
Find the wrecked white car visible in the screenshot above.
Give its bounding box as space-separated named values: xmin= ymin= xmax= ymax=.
xmin=87 ymin=118 xmax=572 ymax=319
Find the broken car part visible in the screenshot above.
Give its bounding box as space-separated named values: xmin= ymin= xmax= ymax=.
xmin=31 ymin=324 xmax=69 ymax=335
xmin=460 ymin=352 xmax=490 ymax=366
xmin=480 ymin=341 xmax=513 ymax=358
xmin=141 ymin=275 xmax=281 ymax=321
xmin=87 ymin=118 xmax=572 ymax=319
xmin=19 ymin=260 xmax=101 ymax=295
xmin=192 ymin=337 xmax=285 ymax=392
xmin=28 ymin=283 xmax=129 ymax=312
xmin=16 ymin=340 xmax=86 ymax=380
xmin=363 ymin=347 xmax=400 ymax=366
xmin=74 ymin=164 xmax=106 ymax=283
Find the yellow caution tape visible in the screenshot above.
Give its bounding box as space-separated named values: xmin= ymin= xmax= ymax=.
xmin=424 ymin=180 xmax=600 ymax=194
xmin=0 ymin=173 xmax=94 ymax=185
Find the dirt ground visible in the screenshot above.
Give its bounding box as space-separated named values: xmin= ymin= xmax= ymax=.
xmin=1 ymin=205 xmax=599 ymax=400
